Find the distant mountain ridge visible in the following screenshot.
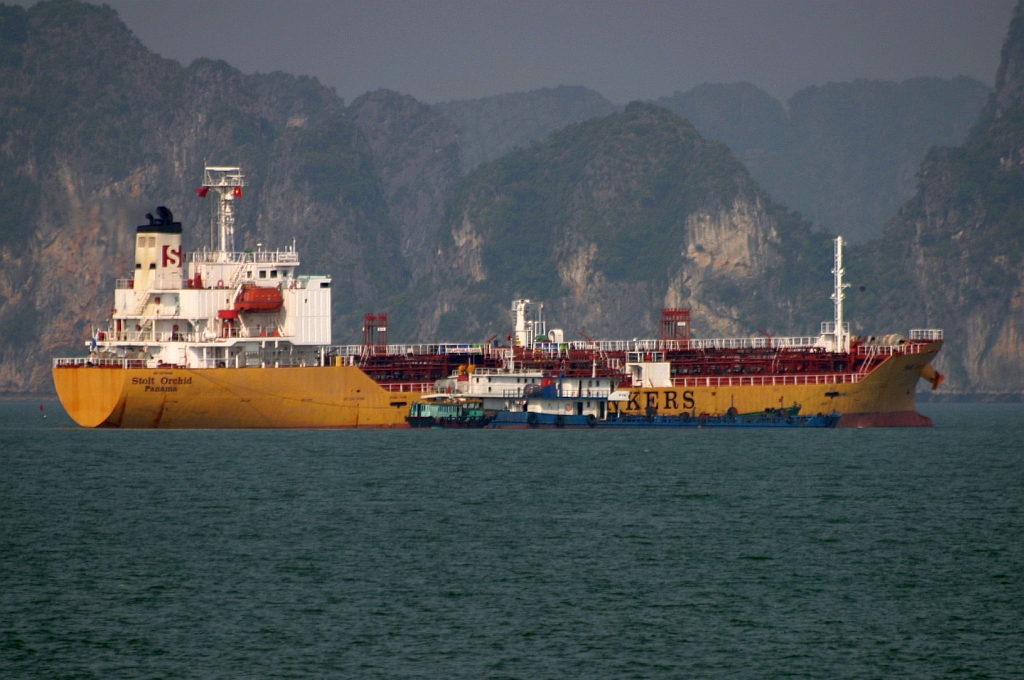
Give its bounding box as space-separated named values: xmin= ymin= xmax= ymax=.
xmin=433 ymin=86 xmax=618 ymax=171
xmin=658 ymin=77 xmax=990 ymax=243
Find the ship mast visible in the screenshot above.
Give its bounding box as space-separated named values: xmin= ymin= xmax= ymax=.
xmin=201 ymin=166 xmax=245 ymax=256
xmin=832 ymin=235 xmax=851 ymax=353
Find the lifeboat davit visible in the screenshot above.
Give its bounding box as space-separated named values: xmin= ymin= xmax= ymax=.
xmin=234 ymin=284 xmax=283 ymax=313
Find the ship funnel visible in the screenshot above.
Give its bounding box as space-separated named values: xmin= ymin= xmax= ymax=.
xmin=134 ymin=206 xmax=183 ymax=291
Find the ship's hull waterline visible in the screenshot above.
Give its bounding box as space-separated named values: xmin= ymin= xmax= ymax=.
xmin=53 ymin=364 xmax=422 ymax=429
xmin=605 ymin=346 xmax=941 ymax=428
xmin=54 ymin=344 xmax=939 ymax=428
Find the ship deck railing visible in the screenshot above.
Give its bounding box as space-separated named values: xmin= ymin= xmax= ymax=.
xmin=331 ymin=343 xmax=487 ymax=358
xmin=667 ymin=373 xmax=864 ymax=388
xmin=588 ymin=337 xmax=824 ymax=352
xmin=909 ymin=329 xmax=944 ymax=341
xmin=855 ymin=342 xmax=931 ymax=357
xmin=189 ymin=250 xmax=300 ymax=265
xmin=331 ymin=336 xmax=936 ymax=359
xmin=463 ymin=367 xmax=544 ymax=376
xmin=104 ymin=328 xmax=290 ymax=343
xmin=496 ymin=387 xmax=612 ymax=399
xmin=378 ymin=382 xmax=435 ymax=393
xmin=54 ymin=357 xmax=148 ymax=369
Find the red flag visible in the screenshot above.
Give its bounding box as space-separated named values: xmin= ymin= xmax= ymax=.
xmin=195 ymin=187 xmax=209 ymax=198
xmin=233 ymin=186 xmax=243 ymax=198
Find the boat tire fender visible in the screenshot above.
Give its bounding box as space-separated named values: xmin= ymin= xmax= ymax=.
xmin=527 ymin=413 xmax=539 ymax=428
xmin=555 ymin=415 xmax=566 ymax=428
xmin=586 ymin=414 xmax=597 ymax=428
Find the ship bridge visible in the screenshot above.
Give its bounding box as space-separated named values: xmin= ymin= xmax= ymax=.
xmin=87 ymin=166 xmax=333 ymax=370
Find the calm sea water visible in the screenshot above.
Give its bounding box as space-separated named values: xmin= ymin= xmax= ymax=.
xmin=1 ymin=401 xmax=1022 ymax=678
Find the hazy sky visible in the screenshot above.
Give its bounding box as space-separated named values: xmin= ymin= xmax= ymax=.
xmin=25 ymin=0 xmax=1021 ymax=104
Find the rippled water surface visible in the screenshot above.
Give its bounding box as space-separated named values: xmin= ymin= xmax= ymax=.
xmin=2 ymin=401 xmax=1022 ymax=678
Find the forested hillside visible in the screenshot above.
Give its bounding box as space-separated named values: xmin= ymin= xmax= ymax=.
xmin=419 ymin=103 xmax=834 ymax=342
xmin=433 ymin=86 xmax=617 ymax=171
xmin=0 ymin=0 xmax=407 ymax=391
xmin=846 ymin=0 xmax=1024 ymax=398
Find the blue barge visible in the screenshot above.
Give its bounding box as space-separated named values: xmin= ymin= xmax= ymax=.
xmin=489 ymin=410 xmax=839 ymax=429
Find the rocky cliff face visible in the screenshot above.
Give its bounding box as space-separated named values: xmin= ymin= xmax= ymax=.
xmin=349 ymin=90 xmax=461 ymax=276
xmin=992 ymin=3 xmax=1024 ymax=116
xmin=0 ymin=0 xmax=404 ymax=393
xmin=849 ymin=0 xmax=1024 ymax=397
xmin=421 ymin=103 xmax=829 ymax=343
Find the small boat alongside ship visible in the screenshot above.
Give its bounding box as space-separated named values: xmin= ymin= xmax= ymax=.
xmin=406 ymin=374 xmax=839 ymax=429
xmin=52 ymin=166 xmax=945 ymax=429
xmin=407 ymin=395 xmax=491 ymax=428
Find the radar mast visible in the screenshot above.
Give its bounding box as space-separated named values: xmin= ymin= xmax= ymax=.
xmin=200 ymin=166 xmax=245 ymax=256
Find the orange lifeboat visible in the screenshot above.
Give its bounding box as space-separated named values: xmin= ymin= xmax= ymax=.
xmin=234 ymin=284 xmax=283 ymax=314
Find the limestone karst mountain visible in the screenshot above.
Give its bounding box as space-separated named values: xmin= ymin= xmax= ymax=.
xmin=659 ymin=77 xmax=990 ymax=244
xmin=845 ymin=0 xmax=1024 ymax=398
xmin=433 ymin=86 xmax=618 ymax=171
xmin=0 ymin=0 xmax=404 ymax=392
xmin=417 ymin=102 xmax=834 ymax=344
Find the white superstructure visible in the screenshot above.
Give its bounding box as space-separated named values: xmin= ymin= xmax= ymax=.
xmin=435 ymin=366 xmax=616 ymax=411
xmin=92 ymin=167 xmax=332 ymax=369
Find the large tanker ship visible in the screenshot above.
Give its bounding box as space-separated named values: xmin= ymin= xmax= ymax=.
xmin=53 ymin=167 xmax=945 ymax=428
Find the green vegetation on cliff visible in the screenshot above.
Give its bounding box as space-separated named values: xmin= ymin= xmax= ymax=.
xmin=0 ymin=0 xmax=408 ymax=392
xmin=845 ymin=0 xmax=1024 ymax=396
xmin=428 ymin=102 xmax=834 ymax=341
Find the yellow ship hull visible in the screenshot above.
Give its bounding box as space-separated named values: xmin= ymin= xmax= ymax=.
xmin=53 ymin=364 xmax=421 ymax=428
xmin=53 ymin=343 xmax=940 ymax=428
xmin=608 ymin=344 xmax=943 ymax=427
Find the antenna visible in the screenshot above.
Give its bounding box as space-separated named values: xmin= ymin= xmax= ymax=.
xmin=831 ymin=236 xmax=851 ymax=353
xmin=200 ymin=166 xmax=245 ymax=255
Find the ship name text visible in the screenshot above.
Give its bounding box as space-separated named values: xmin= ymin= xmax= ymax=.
xmin=133 ymin=376 xmax=193 ymax=392
xmin=610 ymin=390 xmax=695 ymax=413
